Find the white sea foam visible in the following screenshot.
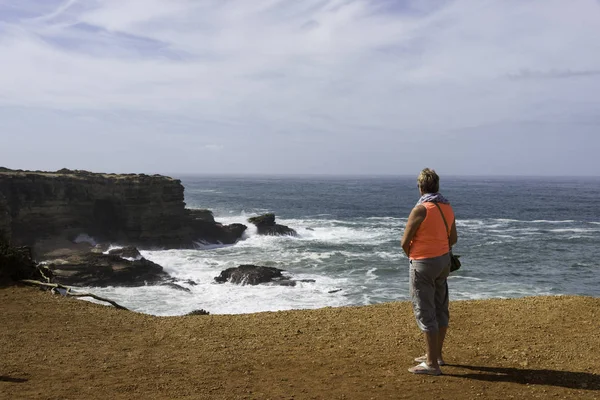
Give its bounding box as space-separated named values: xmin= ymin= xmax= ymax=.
xmin=502 ymin=227 xmax=543 ymax=234
xmin=365 ymin=216 xmax=405 ymax=222
xmin=456 ymin=220 xmax=487 ymax=227
xmin=492 ymin=218 xmax=522 ymax=223
xmin=530 ymin=220 xmax=575 ymax=224
xmin=194 ymin=189 xmax=221 ymax=193
xmin=130 ymin=245 xmax=476 ymax=314
xmin=481 ymin=240 xmax=505 ymax=245
xmin=83 ymin=265 xmax=352 ymax=315
xmin=448 ymin=276 xmax=483 ymax=281
xmin=213 ymin=214 xmax=396 ymax=246
xmin=295 ymin=226 xmax=388 ymax=244
xmin=491 ymin=234 xmax=517 ymax=239
xmin=549 ymin=228 xmax=598 ymax=233
xmin=493 ymin=219 xmax=576 ymax=224
xmin=365 ymin=268 xmax=378 ymax=281
xmin=73 ymin=204 xmax=596 ymax=315
xmin=373 ymin=251 xmax=405 ymax=261
xmin=450 ymin=281 xmax=554 ymax=301
xmin=459 ymin=219 xmax=581 ymax=229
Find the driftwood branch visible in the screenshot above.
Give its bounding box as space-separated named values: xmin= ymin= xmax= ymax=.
xmin=20 ymin=280 xmax=130 ymax=311
xmin=36 ymin=265 xmax=52 ymax=283
xmin=62 ymin=292 xmax=130 ymax=310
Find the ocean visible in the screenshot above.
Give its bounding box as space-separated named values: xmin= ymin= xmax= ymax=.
xmin=86 ymin=175 xmax=600 ymax=315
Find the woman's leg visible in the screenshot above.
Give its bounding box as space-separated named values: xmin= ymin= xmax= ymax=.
xmin=425 ymin=331 xmax=440 ymax=368
xmin=434 ymin=261 xmax=450 ymax=363
xmin=438 ymin=326 xmax=447 ymax=363
xmin=410 ymin=259 xmax=440 ymax=367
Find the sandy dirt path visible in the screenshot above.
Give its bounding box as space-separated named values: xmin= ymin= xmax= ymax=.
xmin=1 ymin=286 xmax=599 ymax=399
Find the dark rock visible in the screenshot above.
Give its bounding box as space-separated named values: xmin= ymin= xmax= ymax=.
xmin=262 ymin=224 xmax=297 ymax=236
xmin=328 ymin=289 xmax=342 ymax=294
xmin=0 ymin=192 xmax=11 ymax=243
xmin=247 ymin=213 xmax=297 ymax=236
xmin=161 ymin=282 xmax=191 ymax=293
xmin=108 ymin=246 xmax=142 ymax=259
xmin=0 ymin=168 xmax=247 ymax=249
xmin=189 ymin=220 xmax=247 ymax=245
xmin=248 ymin=213 xmax=276 ymax=226
xmin=187 ymin=209 xmax=215 ymax=224
xmin=48 ymin=252 xmax=169 ymax=287
xmin=186 ymin=309 xmax=210 ymax=316
xmin=214 ymin=265 xmax=315 ymax=287
xmin=270 ymin=278 xmax=317 ymax=287
xmin=184 ymin=279 xmax=197 ymax=286
xmin=32 ymin=238 xmax=94 ymax=260
xmin=0 ymin=239 xmax=45 ymax=286
xmin=215 ymin=265 xmax=287 ymax=285
xmin=271 ymin=279 xmax=297 ymax=287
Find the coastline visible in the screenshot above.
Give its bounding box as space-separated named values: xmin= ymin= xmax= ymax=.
xmin=1 ymin=287 xmax=598 ymax=399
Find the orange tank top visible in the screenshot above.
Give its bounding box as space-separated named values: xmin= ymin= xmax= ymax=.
xmin=410 ymin=202 xmax=454 ymax=260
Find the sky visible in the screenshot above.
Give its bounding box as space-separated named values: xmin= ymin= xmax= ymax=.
xmin=0 ymin=0 xmax=599 ymax=176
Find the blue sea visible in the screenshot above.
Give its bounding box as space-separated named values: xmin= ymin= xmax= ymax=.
xmin=87 ymin=175 xmax=600 ymax=315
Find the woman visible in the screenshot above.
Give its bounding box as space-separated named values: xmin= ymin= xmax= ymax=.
xmin=401 ymin=168 xmax=457 ymax=376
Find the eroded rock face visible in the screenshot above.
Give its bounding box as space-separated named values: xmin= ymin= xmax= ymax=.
xmin=0 ymin=168 xmax=247 ymax=249
xmin=248 ymin=213 xmax=297 ymax=236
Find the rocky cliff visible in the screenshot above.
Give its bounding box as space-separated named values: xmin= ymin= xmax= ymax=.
xmin=0 ymin=191 xmax=11 ymax=243
xmin=0 ymin=168 xmax=246 ymax=252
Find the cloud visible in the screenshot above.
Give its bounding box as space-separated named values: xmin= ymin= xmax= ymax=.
xmin=203 ymin=144 xmax=223 ymax=152
xmin=0 ymin=0 xmax=599 ymax=175
xmin=506 ymin=69 xmax=600 ymax=80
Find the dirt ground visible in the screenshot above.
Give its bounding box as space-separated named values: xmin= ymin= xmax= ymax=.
xmin=1 ymin=286 xmax=599 ymax=399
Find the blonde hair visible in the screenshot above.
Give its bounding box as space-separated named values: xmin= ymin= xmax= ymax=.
xmin=417 ymin=168 xmax=440 ymax=193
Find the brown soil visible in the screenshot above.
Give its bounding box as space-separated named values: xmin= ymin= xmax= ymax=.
xmin=1 ymin=286 xmax=599 ymax=400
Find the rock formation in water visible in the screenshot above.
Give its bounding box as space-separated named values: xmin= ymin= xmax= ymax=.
xmin=214 ymin=264 xmax=315 ymax=286
xmin=0 ymin=168 xmax=247 ymax=252
xmin=247 ymin=213 xmax=297 ymax=236
xmin=215 ymin=265 xmax=286 ymax=285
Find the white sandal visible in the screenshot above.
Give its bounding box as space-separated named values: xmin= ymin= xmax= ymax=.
xmin=408 ymin=362 xmax=442 ymax=376
xmin=414 ymin=355 xmax=445 ymax=366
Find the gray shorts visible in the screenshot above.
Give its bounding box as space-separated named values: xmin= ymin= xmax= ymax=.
xmin=409 ymin=253 xmax=451 ymax=332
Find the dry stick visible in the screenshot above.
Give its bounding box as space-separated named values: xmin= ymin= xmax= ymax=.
xmin=19 ymin=279 xmax=130 ymax=311
xmin=37 ymin=265 xmax=52 ymax=283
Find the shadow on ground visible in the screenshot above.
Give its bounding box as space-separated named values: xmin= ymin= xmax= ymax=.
xmin=445 ymin=364 xmax=600 ymax=390
xmin=0 ymin=375 xmax=28 ymax=383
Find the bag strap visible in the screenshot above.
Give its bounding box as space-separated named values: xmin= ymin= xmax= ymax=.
xmin=432 ymin=202 xmax=451 ymax=248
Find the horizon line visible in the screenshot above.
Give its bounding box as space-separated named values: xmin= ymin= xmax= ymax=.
xmin=3 ymin=166 xmax=600 ymax=179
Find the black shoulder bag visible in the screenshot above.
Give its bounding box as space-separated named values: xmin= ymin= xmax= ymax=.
xmin=433 ymin=203 xmax=461 ymax=272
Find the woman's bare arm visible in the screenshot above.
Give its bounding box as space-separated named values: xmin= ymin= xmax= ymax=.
xmin=449 ymin=220 xmax=458 ymax=247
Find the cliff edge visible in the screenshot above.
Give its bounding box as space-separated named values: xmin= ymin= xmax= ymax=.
xmin=0 ymin=168 xmax=246 ymax=252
